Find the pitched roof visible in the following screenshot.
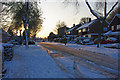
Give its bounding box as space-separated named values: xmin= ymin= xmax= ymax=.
xmin=116 ymin=14 xmax=120 ymax=18
xmin=104 ymin=30 xmax=120 ymax=36
xmin=76 ymin=19 xmax=109 ymax=30
xmin=0 ymin=28 xmax=11 ymax=36
xmin=66 ymin=24 xmax=81 ymax=32
xmin=109 ymin=14 xmax=120 ymax=26
xmin=76 ymin=19 xmax=98 ymax=30
xmin=66 ymin=26 xmax=76 ymax=32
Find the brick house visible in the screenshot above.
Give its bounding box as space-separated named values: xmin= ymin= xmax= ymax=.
xmin=109 ymin=14 xmax=120 ymax=32
xmin=76 ymin=19 xmax=109 ymax=39
xmin=66 ymin=24 xmax=81 ymax=35
xmin=58 ymin=26 xmax=69 ymax=37
xmin=104 ymin=14 xmax=120 ymax=38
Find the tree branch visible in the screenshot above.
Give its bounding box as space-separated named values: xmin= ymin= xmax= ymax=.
xmin=85 ymin=0 xmax=100 ymax=19
xmin=104 ymin=1 xmax=118 ymax=19
xmin=104 ymin=0 xmax=107 ymax=17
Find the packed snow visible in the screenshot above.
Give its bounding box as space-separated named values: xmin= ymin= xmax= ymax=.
xmin=47 ymin=42 xmax=119 ymax=59
xmin=50 ymin=51 xmax=116 ymax=78
xmin=2 ymin=42 xmax=119 ymax=78
xmin=38 ymin=42 xmax=118 ymax=78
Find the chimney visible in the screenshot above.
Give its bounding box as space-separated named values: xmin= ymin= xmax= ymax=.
xmin=73 ymin=24 xmax=75 ymax=27
xmin=89 ymin=18 xmax=91 ymax=22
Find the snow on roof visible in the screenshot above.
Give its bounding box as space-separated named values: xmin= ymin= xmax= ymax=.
xmin=104 ymin=31 xmax=120 ymax=36
xmin=85 ymin=33 xmax=104 ymax=35
xmin=66 ymin=24 xmax=81 ymax=32
xmin=76 ymin=19 xmax=98 ymax=30
xmin=66 ymin=26 xmax=76 ymax=32
xmin=0 ymin=28 xmax=11 ymax=36
xmin=109 ymin=14 xmax=120 ymax=26
xmin=116 ymin=14 xmax=120 ymax=18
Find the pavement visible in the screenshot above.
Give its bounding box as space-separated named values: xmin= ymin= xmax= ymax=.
xmin=4 ymin=45 xmax=68 ymax=78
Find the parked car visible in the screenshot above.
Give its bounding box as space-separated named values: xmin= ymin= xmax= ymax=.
xmin=69 ymin=39 xmax=76 ymax=44
xmin=41 ymin=39 xmax=45 ymax=42
xmin=54 ymin=38 xmax=59 ymax=42
xmin=29 ymin=40 xmax=35 ymax=44
xmin=24 ymin=40 xmax=35 ymax=45
xmin=94 ymin=38 xmax=107 ymax=44
xmin=84 ymin=41 xmax=94 ymax=45
xmin=106 ymin=37 xmax=119 ymax=43
xmin=74 ymin=37 xmax=88 ymax=44
xmin=74 ymin=38 xmax=83 ymax=44
xmin=54 ymin=38 xmax=62 ymax=42
xmin=82 ymin=39 xmax=94 ymax=45
xmin=83 ymin=39 xmax=91 ymax=43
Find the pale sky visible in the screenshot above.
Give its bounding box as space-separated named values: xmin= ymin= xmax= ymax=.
xmin=36 ymin=0 xmax=118 ymax=38
xmin=37 ymin=0 xmax=95 ymax=38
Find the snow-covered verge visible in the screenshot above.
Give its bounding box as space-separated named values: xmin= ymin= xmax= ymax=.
xmin=47 ymin=42 xmax=119 ymax=59
xmin=4 ymin=45 xmax=68 ymax=78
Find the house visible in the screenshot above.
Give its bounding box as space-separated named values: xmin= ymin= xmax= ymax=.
xmin=0 ymin=29 xmax=11 ymax=43
xmin=76 ymin=19 xmax=109 ymax=39
xmin=58 ymin=26 xmax=69 ymax=37
xmin=109 ymin=14 xmax=120 ymax=32
xmin=66 ymin=24 xmax=81 ymax=35
xmin=104 ymin=14 xmax=120 ymax=38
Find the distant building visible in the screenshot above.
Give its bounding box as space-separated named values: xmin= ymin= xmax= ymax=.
xmin=58 ymin=26 xmax=69 ymax=37
xmin=66 ymin=24 xmax=81 ymax=35
xmin=76 ymin=19 xmax=109 ymax=39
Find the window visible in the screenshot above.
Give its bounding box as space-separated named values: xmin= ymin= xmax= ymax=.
xmin=83 ymin=35 xmax=85 ymax=37
xmin=112 ymin=26 xmax=114 ymax=30
xmin=78 ymin=30 xmax=82 ymax=33
xmin=83 ymin=28 xmax=86 ymax=32
xmin=88 ymin=28 xmax=90 ymax=31
xmin=68 ymin=31 xmax=70 ymax=34
xmin=117 ymin=25 xmax=120 ymax=30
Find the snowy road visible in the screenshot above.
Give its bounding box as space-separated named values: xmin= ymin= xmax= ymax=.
xmin=3 ymin=42 xmax=119 ymax=78
xmin=5 ymin=45 xmax=68 ymax=78
xmin=38 ymin=42 xmax=119 ymax=78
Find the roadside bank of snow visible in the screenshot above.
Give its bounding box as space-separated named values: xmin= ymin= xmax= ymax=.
xmin=4 ymin=45 xmax=68 ymax=78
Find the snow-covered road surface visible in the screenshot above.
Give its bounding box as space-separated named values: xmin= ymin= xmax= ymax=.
xmin=38 ymin=42 xmax=119 ymax=78
xmin=4 ymin=45 xmax=68 ymax=78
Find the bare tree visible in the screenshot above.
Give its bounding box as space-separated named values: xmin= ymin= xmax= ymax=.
xmin=79 ymin=17 xmax=91 ymax=24
xmin=1 ymin=1 xmax=43 ymax=48
xmin=107 ymin=2 xmax=120 ymax=22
